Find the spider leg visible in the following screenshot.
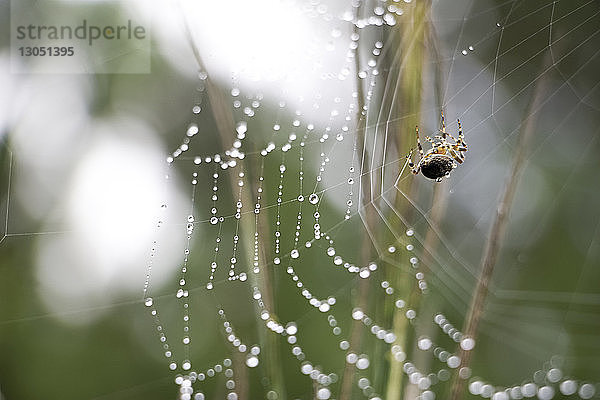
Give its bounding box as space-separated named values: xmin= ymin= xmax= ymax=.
xmin=449 ymin=145 xmax=465 ymax=164
xmin=440 ymin=110 xmax=447 ymax=140
xmin=457 ymin=118 xmax=468 ymax=149
xmin=407 ymin=126 xmax=424 ymax=175
xmin=415 ymin=125 xmax=425 ymax=158
xmin=406 ymin=148 xmax=420 ymax=175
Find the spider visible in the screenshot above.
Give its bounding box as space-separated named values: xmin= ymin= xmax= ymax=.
xmin=406 ymin=111 xmax=468 ymax=181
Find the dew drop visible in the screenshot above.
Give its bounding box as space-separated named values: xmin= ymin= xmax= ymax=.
xmin=246 ymin=355 xmax=259 ymax=368
xmin=447 ymin=355 xmax=460 ymax=368
xmin=346 ymin=353 xmax=358 ymax=364
xmin=535 ymin=386 xmax=553 ymax=400
xmin=144 ymin=297 xmax=153 ymax=307
xmin=579 ymin=384 xmax=595 ymax=399
xmin=418 ymin=337 xmax=432 ymax=350
xmin=309 ymin=193 xmax=319 ymax=204
xmin=460 ymin=337 xmax=475 ymax=351
xmin=559 ymin=380 xmax=577 ymax=395
xmin=492 ymin=392 xmax=508 ymax=400
xmin=300 ymin=362 xmax=312 ymax=374
xmin=521 ymin=383 xmax=537 ymax=397
xmin=291 ymin=249 xmax=299 ymax=259
xmin=316 ymin=388 xmax=331 ymax=399
xmin=356 ymin=356 xmax=370 ymax=370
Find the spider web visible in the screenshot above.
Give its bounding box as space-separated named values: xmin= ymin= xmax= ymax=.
xmin=0 ymin=0 xmax=599 ymax=399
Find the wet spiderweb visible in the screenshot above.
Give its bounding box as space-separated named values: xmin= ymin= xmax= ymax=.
xmin=140 ymin=1 xmax=600 ymax=399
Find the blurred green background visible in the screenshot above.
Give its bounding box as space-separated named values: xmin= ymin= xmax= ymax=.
xmin=1 ymin=0 xmax=599 ymax=399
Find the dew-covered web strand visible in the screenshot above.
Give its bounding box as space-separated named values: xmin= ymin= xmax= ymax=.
xmin=447 ymin=1 xmax=600 ymax=121
xmin=0 ymin=149 xmax=12 ymax=245
xmin=442 ymin=17 xmax=600 ymax=202
xmin=449 ymin=44 xmax=600 ymax=205
xmin=140 ymin=2 xmax=600 ymax=399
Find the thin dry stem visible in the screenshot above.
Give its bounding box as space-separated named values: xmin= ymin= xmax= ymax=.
xmin=339 ymin=5 xmax=373 ymax=398
xmin=180 ymin=9 xmax=285 ymax=399
xmin=449 ymin=56 xmax=552 ymax=400
xmin=385 ymin=1 xmax=430 ymax=398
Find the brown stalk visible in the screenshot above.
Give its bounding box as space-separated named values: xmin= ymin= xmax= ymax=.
xmin=384 ymin=1 xmax=430 ymax=398
xmin=338 ymin=4 xmax=374 ymax=399
xmin=449 ymin=55 xmax=552 ymax=400
xmin=180 ymin=9 xmax=284 ymax=399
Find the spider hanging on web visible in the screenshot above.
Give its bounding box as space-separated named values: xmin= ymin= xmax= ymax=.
xmin=406 ymin=111 xmax=468 ymax=181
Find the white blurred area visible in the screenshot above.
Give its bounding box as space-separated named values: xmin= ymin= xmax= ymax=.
xmin=2 ymin=0 xmax=359 ymax=325
xmin=137 ymin=0 xmax=356 ymax=121
xmin=6 ymin=71 xmax=187 ymax=324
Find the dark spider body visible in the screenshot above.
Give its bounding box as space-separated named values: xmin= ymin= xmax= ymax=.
xmin=406 ymin=111 xmax=468 ymax=181
xmin=420 ymin=154 xmax=455 ymax=181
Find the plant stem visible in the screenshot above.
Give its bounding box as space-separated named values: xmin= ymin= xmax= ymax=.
xmin=449 ymin=56 xmax=552 ymax=400
xmin=385 ymin=1 xmax=430 ymax=398
xmin=339 ymin=5 xmax=373 ymax=398
xmin=180 ymin=10 xmax=285 ymax=399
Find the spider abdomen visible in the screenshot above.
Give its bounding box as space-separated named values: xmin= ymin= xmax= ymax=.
xmin=420 ymin=155 xmax=456 ymax=181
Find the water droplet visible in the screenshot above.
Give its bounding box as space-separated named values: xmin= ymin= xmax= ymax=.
xmin=144 ymin=298 xmax=153 ymax=307
xmin=461 ymin=49 xmax=468 ymax=55
xmin=356 ymin=356 xmax=370 ymax=370
xmin=491 ymin=392 xmax=508 ymax=400
xmin=460 ymin=337 xmax=475 ymax=351
xmin=316 ymin=388 xmax=331 ymax=399
xmin=246 ymin=355 xmax=259 ymax=368
xmin=309 ymin=193 xmax=319 ymax=204
xmin=579 ymin=384 xmax=595 ymax=399
xmin=352 ymin=308 xmax=364 ymax=320
xmin=521 ymin=383 xmax=537 ymax=397
xmin=346 ymin=353 xmax=358 ymax=364
xmin=418 ymin=337 xmax=432 ymax=350
xmin=559 ymin=380 xmax=577 ymax=395
xmin=291 ymin=249 xmax=299 ymax=259
xmin=422 ymin=391 xmax=435 ymax=400
xmin=447 ymin=355 xmax=460 ymax=368
xmin=210 ymin=217 xmax=218 ymax=225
